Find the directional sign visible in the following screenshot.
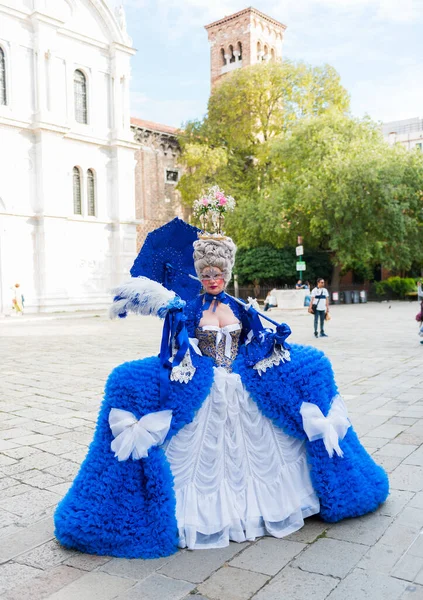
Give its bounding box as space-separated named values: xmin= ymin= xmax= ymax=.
xmin=296 ymin=245 xmax=304 ymax=256
xmin=296 ymin=261 xmax=306 ymax=271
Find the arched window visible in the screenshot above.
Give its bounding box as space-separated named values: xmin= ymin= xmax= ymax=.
xmin=271 ymin=48 xmax=276 ymax=61
xmin=220 ymin=47 xmax=226 ymax=66
xmin=229 ymin=44 xmax=235 ymax=63
xmin=0 ymin=47 xmax=6 ymax=106
xmin=237 ymin=42 xmax=242 ymax=61
xmin=73 ymin=167 xmax=82 ymax=215
xmin=257 ymin=41 xmax=262 ymax=61
xmin=263 ymin=44 xmax=269 ymax=60
xmin=87 ymin=169 xmax=96 ymax=216
xmin=74 ymin=69 xmax=87 ymax=124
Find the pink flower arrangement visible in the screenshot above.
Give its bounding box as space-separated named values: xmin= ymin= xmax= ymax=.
xmin=193 ymin=185 xmax=236 ymax=233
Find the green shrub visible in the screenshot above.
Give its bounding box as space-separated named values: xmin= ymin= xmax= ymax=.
xmin=234 ymin=246 xmax=332 ymax=286
xmin=375 ymin=277 xmax=417 ymax=298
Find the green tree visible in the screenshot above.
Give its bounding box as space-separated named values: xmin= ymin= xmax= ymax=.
xmin=177 ymin=60 xmax=350 ymax=207
xmin=206 ymin=61 xmax=349 ymax=150
xmin=176 ymin=142 xmax=228 ymax=207
xmin=235 ymin=246 xmax=332 ymax=286
xmin=227 ymin=112 xmax=423 ymax=286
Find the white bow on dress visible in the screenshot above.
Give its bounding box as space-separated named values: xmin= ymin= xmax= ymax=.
xmin=109 ymin=408 xmax=173 ymax=461
xmin=300 ymin=396 xmax=350 ymax=458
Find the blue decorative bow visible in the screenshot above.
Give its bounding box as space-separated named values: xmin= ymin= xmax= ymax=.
xmin=202 ymin=292 xmax=230 ymax=313
xmin=241 ymin=304 xmax=291 ymax=367
xmin=159 ymin=308 xmax=190 ymax=402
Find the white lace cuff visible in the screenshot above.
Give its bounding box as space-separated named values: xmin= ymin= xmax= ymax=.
xmin=109 ymin=408 xmax=172 ymax=461
xmin=300 ymin=396 xmax=350 ymax=458
xmin=253 ymin=345 xmax=291 ymax=376
xmin=170 ymin=348 xmax=196 ymax=383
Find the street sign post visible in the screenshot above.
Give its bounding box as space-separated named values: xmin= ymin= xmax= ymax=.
xmin=296 ymin=236 xmax=305 ymax=282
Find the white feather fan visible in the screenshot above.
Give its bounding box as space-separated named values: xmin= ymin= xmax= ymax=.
xmin=109 ymin=276 xmax=185 ymax=319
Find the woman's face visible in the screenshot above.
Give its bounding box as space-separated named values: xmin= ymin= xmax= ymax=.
xmin=201 ymin=267 xmax=226 ymax=295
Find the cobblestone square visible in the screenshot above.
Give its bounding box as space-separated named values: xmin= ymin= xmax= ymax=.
xmin=0 ymin=301 xmax=422 ymax=599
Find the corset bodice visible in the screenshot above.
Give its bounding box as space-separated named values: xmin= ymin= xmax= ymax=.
xmin=195 ymin=324 xmax=242 ymax=371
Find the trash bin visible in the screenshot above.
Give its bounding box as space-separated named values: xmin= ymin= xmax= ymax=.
xmin=331 ymin=291 xmax=340 ymax=305
xmin=359 ymin=290 xmax=367 ymax=303
xmin=352 ymin=290 xmax=360 ymax=303
xmin=344 ymin=290 xmax=352 ymax=304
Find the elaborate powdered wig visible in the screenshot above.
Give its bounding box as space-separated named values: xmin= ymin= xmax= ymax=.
xmin=193 ymin=237 xmax=237 ymax=284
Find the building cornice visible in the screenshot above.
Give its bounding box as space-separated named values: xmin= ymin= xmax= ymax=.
xmin=29 ymin=11 xmax=65 ymax=28
xmin=110 ymin=41 xmax=137 ymax=56
xmin=57 ymin=27 xmax=109 ymax=50
xmin=0 ymin=115 xmax=33 ymax=130
xmin=131 ymin=117 xmax=179 ymax=137
xmin=205 ymin=7 xmax=287 ymax=31
xmin=0 ymin=212 xmax=141 ymax=226
xmin=0 ymin=4 xmax=29 ymax=21
xmin=1 ymin=118 xmax=138 ymax=149
xmin=0 ymin=4 xmax=134 ymax=54
xmin=31 ymin=121 xmax=71 ymax=135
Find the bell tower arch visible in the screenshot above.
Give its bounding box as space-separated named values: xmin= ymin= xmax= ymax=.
xmin=205 ymin=7 xmax=286 ymax=89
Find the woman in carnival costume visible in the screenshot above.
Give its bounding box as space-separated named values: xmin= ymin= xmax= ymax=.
xmin=54 ymin=187 xmax=389 ymax=558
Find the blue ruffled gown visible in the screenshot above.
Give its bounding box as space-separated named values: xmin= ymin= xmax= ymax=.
xmin=54 ymin=294 xmax=389 ymax=559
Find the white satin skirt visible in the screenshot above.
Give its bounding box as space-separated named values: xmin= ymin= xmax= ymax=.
xmin=164 ymin=367 xmax=320 ymax=549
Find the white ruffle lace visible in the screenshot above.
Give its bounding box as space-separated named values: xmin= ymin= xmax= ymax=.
xmin=253 ymin=345 xmax=291 ymax=375
xmin=164 ymin=367 xmax=320 ymax=549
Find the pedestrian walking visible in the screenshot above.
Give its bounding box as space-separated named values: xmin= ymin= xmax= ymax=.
xmin=309 ymin=278 xmax=329 ymax=337
xmin=11 ymin=283 xmax=24 ymax=315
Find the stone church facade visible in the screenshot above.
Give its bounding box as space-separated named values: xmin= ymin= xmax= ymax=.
xmin=0 ymin=0 xmax=137 ymax=314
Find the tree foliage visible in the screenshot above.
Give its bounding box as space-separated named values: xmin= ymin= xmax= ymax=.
xmin=240 ymin=112 xmax=423 ymax=276
xmin=177 ymin=60 xmax=350 ymax=207
xmin=206 ymin=61 xmax=349 ymax=150
xmin=374 ymin=277 xmax=417 ymax=299
xmin=177 ymin=60 xmax=423 ymax=282
xmin=235 ymin=246 xmax=332 ymax=286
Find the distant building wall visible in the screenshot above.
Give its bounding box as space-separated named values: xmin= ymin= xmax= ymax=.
xmin=382 ymin=117 xmax=423 ymax=151
xmin=131 ymin=118 xmax=189 ymax=250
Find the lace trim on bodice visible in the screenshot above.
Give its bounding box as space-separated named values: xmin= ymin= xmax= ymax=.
xmin=195 ymin=323 xmax=241 ymax=371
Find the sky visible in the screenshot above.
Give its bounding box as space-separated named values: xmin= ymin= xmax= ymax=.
xmin=116 ymin=0 xmax=423 ymax=128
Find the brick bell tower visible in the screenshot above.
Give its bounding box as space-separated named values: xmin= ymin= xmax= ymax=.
xmin=205 ymin=7 xmax=287 ymax=89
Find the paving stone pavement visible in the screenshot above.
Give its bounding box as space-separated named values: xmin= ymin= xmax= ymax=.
xmin=0 ymin=301 xmax=422 ymax=600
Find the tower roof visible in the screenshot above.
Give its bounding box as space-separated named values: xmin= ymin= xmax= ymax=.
xmin=204 ymin=7 xmax=286 ymax=31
